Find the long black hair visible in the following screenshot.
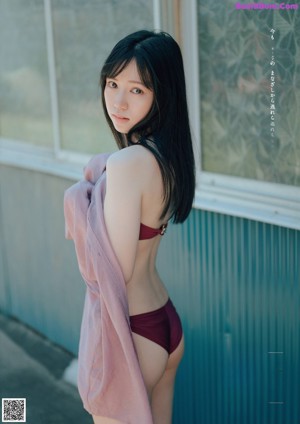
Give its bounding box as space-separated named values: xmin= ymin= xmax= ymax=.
xmin=100 ymin=30 xmax=195 ymax=224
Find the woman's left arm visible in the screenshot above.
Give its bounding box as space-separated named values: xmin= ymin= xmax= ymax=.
xmin=104 ymin=149 xmax=143 ymax=282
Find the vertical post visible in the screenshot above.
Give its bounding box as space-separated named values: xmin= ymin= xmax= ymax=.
xmin=153 ymin=0 xmax=162 ymax=30
xmin=44 ymin=0 xmax=60 ymax=156
xmin=180 ymin=0 xmax=201 ymax=171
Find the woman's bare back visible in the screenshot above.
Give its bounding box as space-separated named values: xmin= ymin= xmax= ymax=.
xmin=104 ymin=144 xmax=169 ymax=315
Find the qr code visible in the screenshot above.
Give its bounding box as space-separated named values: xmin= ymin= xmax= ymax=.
xmin=2 ymin=398 xmax=26 ymax=422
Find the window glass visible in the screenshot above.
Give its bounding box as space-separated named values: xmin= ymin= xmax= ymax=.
xmin=198 ymin=1 xmax=300 ymax=186
xmin=51 ymin=0 xmax=154 ymax=154
xmin=0 ymin=0 xmax=53 ymax=147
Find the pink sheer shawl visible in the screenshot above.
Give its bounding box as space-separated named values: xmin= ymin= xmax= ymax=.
xmin=64 ymin=153 xmax=153 ymax=423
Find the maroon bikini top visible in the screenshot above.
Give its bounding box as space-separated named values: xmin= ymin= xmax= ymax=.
xmin=139 ymin=222 xmax=168 ymax=240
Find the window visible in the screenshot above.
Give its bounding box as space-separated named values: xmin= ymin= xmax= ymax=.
xmin=51 ymin=0 xmax=155 ymax=155
xmin=181 ymin=0 xmax=300 ymax=229
xmin=0 ymin=0 xmax=156 ymax=160
xmin=197 ymin=0 xmax=300 ymax=187
xmin=0 ymin=0 xmax=53 ymax=147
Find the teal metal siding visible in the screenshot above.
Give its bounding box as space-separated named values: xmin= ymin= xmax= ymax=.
xmin=157 ymin=209 xmax=299 ymax=424
xmin=0 ymin=164 xmax=299 ymax=423
xmin=0 ymin=165 xmax=85 ymax=354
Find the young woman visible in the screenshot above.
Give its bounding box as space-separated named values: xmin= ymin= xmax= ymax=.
xmin=97 ymin=29 xmax=195 ymax=424
xmin=65 ymin=30 xmax=195 ymax=424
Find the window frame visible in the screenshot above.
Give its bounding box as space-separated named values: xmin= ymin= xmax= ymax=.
xmin=45 ymin=0 xmax=163 ymax=162
xmin=1 ymin=0 xmax=299 ymax=230
xmin=180 ymin=0 xmax=300 ymax=230
xmin=0 ymin=0 xmax=162 ymax=179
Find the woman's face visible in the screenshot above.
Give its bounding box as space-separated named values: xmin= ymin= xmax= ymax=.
xmin=104 ymin=59 xmax=154 ymax=134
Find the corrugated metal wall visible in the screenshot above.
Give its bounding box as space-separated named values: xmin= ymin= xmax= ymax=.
xmin=1 ymin=165 xmax=299 ymax=423
xmin=0 ymin=165 xmax=85 ymax=352
xmin=157 ymin=210 xmax=300 ymax=424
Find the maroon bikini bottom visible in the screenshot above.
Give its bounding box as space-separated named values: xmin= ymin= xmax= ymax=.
xmin=129 ymin=298 xmax=183 ymax=355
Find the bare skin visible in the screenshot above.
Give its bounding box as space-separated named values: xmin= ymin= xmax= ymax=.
xmin=93 ymin=60 xmax=184 ymax=423
xmin=92 ymin=417 xmax=124 ymax=424
xmin=92 ymin=146 xmax=184 ymax=424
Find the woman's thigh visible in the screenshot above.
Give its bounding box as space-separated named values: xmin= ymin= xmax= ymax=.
xmin=132 ymin=332 xmax=169 ymax=397
xmin=151 ymin=334 xmax=185 ymax=424
xmin=92 ymin=415 xmax=124 ymax=424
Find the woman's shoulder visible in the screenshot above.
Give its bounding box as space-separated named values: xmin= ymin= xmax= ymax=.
xmin=106 ymin=145 xmax=155 ymax=175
